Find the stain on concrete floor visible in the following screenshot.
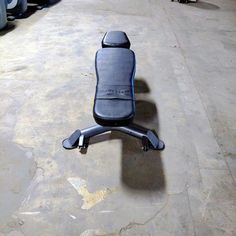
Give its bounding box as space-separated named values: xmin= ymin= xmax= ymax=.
xmin=0 ymin=139 xmax=36 ymax=233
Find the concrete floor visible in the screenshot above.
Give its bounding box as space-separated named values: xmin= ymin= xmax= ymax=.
xmin=0 ymin=0 xmax=236 ymax=235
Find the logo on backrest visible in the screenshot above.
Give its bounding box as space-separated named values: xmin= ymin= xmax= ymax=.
xmin=97 ymin=86 xmax=133 ymax=100
xmin=106 ymin=89 xmax=130 ymax=96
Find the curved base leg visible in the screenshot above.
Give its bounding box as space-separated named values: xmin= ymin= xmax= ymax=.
xmin=62 ymin=124 xmax=165 ymax=151
xmin=62 ymin=130 xmax=81 ymax=150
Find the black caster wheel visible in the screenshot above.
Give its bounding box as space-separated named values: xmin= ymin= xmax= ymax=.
xmin=142 ymin=137 xmax=151 ymax=152
xmin=80 ymin=143 xmax=89 ymax=150
xmin=7 ymin=15 xmax=15 ymax=21
xmin=38 ymin=3 xmax=48 ymax=10
xmin=79 ymin=140 xmax=89 ymax=154
xmin=142 ymin=145 xmax=149 ymax=152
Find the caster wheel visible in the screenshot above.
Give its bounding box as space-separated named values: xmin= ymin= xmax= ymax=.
xmin=37 ymin=5 xmax=44 ymax=10
xmin=79 ymin=142 xmax=89 ymax=154
xmin=7 ymin=16 xmax=15 ymax=21
xmin=80 ymin=143 xmax=88 ymax=150
xmin=142 ymin=137 xmax=151 ymax=152
xmin=79 ymin=138 xmax=89 ymax=151
xmin=142 ymin=146 xmax=149 ymax=152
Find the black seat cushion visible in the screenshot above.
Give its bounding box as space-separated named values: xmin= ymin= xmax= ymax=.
xmin=102 ymin=31 xmax=131 ymax=49
xmin=93 ymin=48 xmax=136 ymax=126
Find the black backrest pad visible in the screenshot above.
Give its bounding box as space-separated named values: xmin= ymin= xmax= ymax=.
xmin=102 ymin=31 xmax=131 ymax=49
xmin=93 ymin=48 xmax=136 ymax=126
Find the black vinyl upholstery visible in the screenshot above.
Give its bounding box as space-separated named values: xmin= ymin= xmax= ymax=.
xmin=102 ymin=31 xmax=131 ymax=49
xmin=93 ymin=48 xmax=136 ymax=126
xmin=0 ymin=0 xmax=7 ymax=30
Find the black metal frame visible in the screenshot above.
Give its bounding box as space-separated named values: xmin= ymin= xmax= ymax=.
xmin=62 ymin=123 xmax=165 ymax=152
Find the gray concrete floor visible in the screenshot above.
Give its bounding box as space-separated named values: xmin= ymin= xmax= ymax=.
xmin=0 ymin=0 xmax=236 ymax=235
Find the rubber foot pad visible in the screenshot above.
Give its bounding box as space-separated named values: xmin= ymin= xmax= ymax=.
xmin=62 ymin=139 xmax=76 ymax=150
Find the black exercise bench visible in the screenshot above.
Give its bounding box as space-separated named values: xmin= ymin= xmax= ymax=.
xmin=62 ymin=31 xmax=165 ymax=152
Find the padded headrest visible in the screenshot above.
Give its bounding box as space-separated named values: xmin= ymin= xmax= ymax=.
xmin=102 ymin=31 xmax=131 ymax=49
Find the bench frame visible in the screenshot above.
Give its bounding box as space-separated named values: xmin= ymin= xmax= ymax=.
xmin=62 ymin=123 xmax=165 ymax=151
xmin=62 ymin=31 xmax=165 ymax=152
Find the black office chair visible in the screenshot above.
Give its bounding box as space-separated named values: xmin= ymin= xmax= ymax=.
xmin=0 ymin=0 xmax=7 ymax=30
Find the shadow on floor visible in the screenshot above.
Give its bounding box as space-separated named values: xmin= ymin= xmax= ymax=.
xmin=134 ymin=78 xmax=150 ymax=94
xmin=188 ymin=1 xmax=220 ymax=10
xmin=0 ymin=22 xmax=16 ymax=36
xmin=121 ymin=81 xmax=164 ymax=190
xmin=87 ymin=78 xmax=165 ymax=191
xmin=88 ymin=100 xmax=165 ymax=191
xmin=135 ymin=100 xmax=157 ymax=122
xmin=121 ymin=134 xmax=165 ymax=191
